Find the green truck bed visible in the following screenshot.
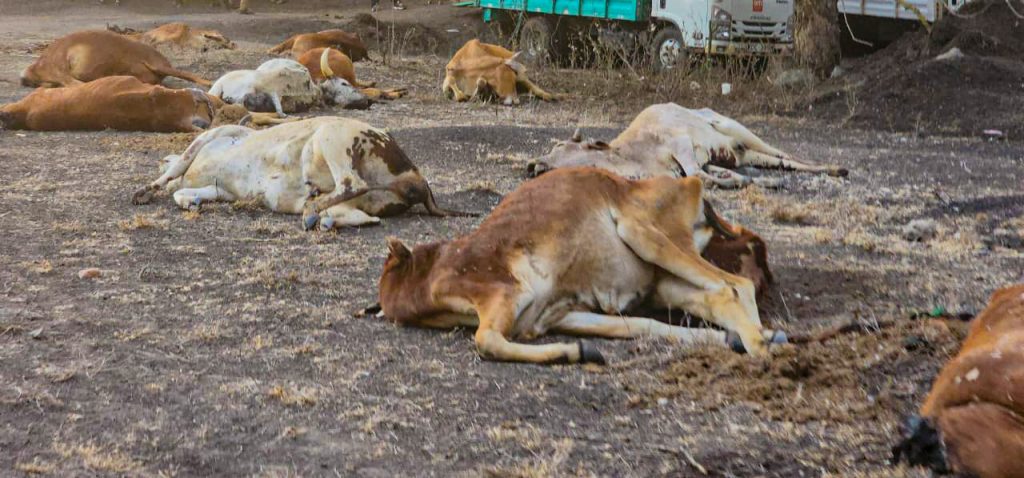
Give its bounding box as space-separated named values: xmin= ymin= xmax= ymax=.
xmin=475 ymin=0 xmax=649 ymax=21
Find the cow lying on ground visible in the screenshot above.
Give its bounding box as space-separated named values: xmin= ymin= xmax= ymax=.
xmin=527 ymin=104 xmax=848 ymax=188
xmin=131 ymin=117 xmax=471 ymax=229
xmin=109 ymin=23 xmax=236 ymax=51
xmin=377 ymin=167 xmax=786 ymax=364
xmin=20 ymin=30 xmax=210 ymax=88
xmin=208 ymin=52 xmax=370 ymax=115
xmin=268 ymin=29 xmax=368 ymax=61
xmin=297 ymin=48 xmax=406 ymax=101
xmin=443 ymin=39 xmax=557 ymax=106
xmin=894 ymin=283 xmax=1024 ymax=477
xmin=1 ymin=76 xmax=215 ymax=132
xmin=0 ymin=76 xmax=291 ymax=132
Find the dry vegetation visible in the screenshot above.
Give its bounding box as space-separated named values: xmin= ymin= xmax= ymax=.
xmin=0 ymin=0 xmax=1022 ymax=476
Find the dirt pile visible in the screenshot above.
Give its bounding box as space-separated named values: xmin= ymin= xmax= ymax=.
xmin=640 ymin=319 xmax=967 ymax=424
xmin=814 ymin=0 xmax=1024 ymax=138
xmin=344 ymin=13 xmax=448 ymax=56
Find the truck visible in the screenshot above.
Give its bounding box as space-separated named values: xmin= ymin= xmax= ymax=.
xmin=472 ymin=0 xmax=795 ymax=70
xmin=837 ymin=0 xmax=968 ymax=49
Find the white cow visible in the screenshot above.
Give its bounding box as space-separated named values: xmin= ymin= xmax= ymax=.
xmin=528 ymin=103 xmax=848 ymax=188
xmin=131 ymin=117 xmax=470 ymax=229
xmin=208 ymin=51 xmax=369 ymax=116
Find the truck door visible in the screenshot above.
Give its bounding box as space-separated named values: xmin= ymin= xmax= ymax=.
xmin=652 ymin=0 xmax=712 ymax=49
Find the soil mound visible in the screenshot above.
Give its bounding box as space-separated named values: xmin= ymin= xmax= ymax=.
xmin=814 ymin=0 xmax=1024 ymax=138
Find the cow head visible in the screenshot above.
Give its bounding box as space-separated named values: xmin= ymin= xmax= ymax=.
xmin=379 ymin=237 xmax=442 ymax=321
xmin=476 ymin=52 xmax=525 ymax=106
xmin=318 ymin=49 xmax=370 ymax=110
xmin=702 ymin=224 xmax=773 ymax=297
xmin=198 ymin=30 xmax=236 ymax=51
xmin=19 ymin=65 xmax=42 ymax=87
xmin=527 ymin=129 xmax=615 ymax=177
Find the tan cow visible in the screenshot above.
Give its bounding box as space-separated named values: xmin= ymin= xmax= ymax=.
xmin=131 ymin=117 xmax=470 ymax=229
xmin=297 ymin=48 xmax=406 ymax=101
xmin=443 ymin=39 xmax=557 ymax=106
xmin=0 ymin=76 xmax=216 ymax=132
xmin=528 ymin=103 xmax=848 ymax=188
xmin=377 ymin=167 xmax=787 ymax=365
xmin=268 ymin=29 xmax=368 ymax=62
xmin=20 ymin=30 xmax=210 ymax=88
xmin=894 ymin=284 xmax=1024 ymax=477
xmin=110 ymin=23 xmax=236 ymax=51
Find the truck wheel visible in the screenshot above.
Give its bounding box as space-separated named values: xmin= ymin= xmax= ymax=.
xmin=520 ymin=16 xmax=564 ymax=65
xmin=652 ymin=26 xmax=685 ymax=72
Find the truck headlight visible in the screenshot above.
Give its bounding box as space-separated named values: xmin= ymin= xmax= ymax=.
xmin=712 ymin=6 xmax=732 ymax=41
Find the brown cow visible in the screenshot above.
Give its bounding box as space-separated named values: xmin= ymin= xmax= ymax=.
xmin=20 ymin=30 xmax=210 ymax=88
xmin=111 ymin=23 xmax=236 ymax=51
xmin=297 ymin=48 xmax=406 ymax=101
xmin=377 ymin=167 xmax=787 ymax=365
xmin=443 ymin=39 xmax=557 ymax=106
xmin=894 ymin=284 xmax=1024 ymax=477
xmin=0 ymin=76 xmax=288 ymax=132
xmin=268 ymin=29 xmax=368 ymax=61
xmin=0 ymin=76 xmax=216 ymax=132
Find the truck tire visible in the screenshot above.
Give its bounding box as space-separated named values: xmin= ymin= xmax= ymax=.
xmin=651 ymin=26 xmax=685 ymax=72
xmin=520 ymin=16 xmax=565 ymax=65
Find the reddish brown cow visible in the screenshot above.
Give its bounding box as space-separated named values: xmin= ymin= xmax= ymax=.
xmin=377 ymin=168 xmax=786 ymax=365
xmin=20 ymin=30 xmax=210 ymax=88
xmin=895 ymin=284 xmax=1024 ymax=477
xmin=1 ymin=76 xmax=216 ymax=132
xmin=268 ymin=29 xmax=368 ymax=61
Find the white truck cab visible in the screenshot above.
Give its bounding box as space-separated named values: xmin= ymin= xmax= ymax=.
xmin=652 ymin=0 xmax=793 ymax=68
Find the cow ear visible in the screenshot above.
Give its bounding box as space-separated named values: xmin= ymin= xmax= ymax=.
xmin=587 ymin=141 xmax=611 ymax=150
xmin=386 ymin=237 xmax=412 ymax=261
xmin=509 ymin=51 xmax=522 ymax=61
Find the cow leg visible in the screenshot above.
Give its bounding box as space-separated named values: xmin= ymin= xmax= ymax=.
xmin=172 ymin=185 xmax=235 ymax=210
xmin=697 ymin=167 xmax=752 ymax=189
xmin=740 ymin=150 xmax=848 ymax=177
xmin=614 ymin=216 xmax=767 ymax=356
xmin=517 ymin=78 xmax=555 ymax=101
xmin=443 ymin=76 xmax=469 ymax=102
xmin=132 ymin=125 xmax=251 ymax=204
xmin=299 ymin=127 xmax=373 ymax=229
xmin=316 ymin=203 xmax=380 ymax=230
xmin=554 ymin=312 xmax=726 ymax=344
xmin=474 ymin=296 xmax=601 ymax=364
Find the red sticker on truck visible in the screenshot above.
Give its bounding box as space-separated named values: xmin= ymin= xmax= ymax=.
xmin=753 ymin=0 xmax=763 ymax=11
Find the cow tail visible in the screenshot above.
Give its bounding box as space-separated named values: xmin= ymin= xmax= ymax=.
xmin=703 ymin=198 xmax=739 ymax=240
xmin=144 ymin=62 xmax=211 ymax=87
xmin=422 ymin=182 xmax=477 ymax=217
xmin=267 ymin=35 xmax=297 ymax=54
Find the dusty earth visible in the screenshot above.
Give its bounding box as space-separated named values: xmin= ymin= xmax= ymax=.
xmin=2 ymin=1 xmax=1023 ymax=477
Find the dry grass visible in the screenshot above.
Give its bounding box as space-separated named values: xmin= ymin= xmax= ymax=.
xmin=267 ymin=384 xmax=318 ymax=407
xmin=118 ymin=212 xmax=166 ymax=231
xmin=19 ymin=259 xmax=53 ymax=274
xmin=14 ymin=458 xmax=55 ymax=475
xmin=53 ymin=441 xmax=142 ymax=473
xmin=771 ymin=204 xmax=816 ymax=225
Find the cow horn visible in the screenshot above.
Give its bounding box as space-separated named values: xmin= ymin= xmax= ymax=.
xmin=571 ymin=128 xmax=582 ymax=142
xmin=320 ymin=48 xmax=335 ymax=79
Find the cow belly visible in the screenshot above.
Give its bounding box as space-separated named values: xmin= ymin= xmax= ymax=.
xmin=509 ymin=226 xmax=655 ymax=339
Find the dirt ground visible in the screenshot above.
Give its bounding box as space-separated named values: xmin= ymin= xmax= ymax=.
xmin=2 ymin=1 xmax=1023 ymax=476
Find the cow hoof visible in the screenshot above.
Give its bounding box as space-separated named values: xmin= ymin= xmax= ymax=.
xmin=526 ymin=161 xmax=550 ymax=178
xmin=302 ymin=213 xmax=320 ymax=231
xmin=766 ymin=330 xmax=788 ymax=345
xmin=319 ymin=215 xmax=335 ymax=230
xmin=725 ymin=331 xmax=746 ymax=354
xmin=578 ymin=341 xmax=606 ymax=365
xmin=131 ymin=187 xmax=154 ymax=205
xmin=832 ymin=168 xmax=850 ymax=178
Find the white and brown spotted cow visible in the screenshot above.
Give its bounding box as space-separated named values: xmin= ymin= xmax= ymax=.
xmin=377 ymin=167 xmax=787 ymax=365
xmin=131 ymin=117 xmax=470 ymax=229
xmin=528 ymin=103 xmax=848 ymax=188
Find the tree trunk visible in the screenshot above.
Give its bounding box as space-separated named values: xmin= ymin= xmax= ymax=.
xmin=794 ymin=0 xmax=841 ymax=77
